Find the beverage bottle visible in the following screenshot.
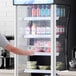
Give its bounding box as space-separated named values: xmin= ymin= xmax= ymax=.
xmin=40 ymin=5 xmax=45 ymax=17
xmin=59 ymin=25 xmax=61 ymax=34
xmin=31 ymin=22 xmax=36 ymax=35
xmin=45 ymin=5 xmax=50 ymax=16
xmin=37 ymin=5 xmax=40 ymax=17
xmin=46 ymin=27 xmax=50 ymax=35
xmin=62 ymin=26 xmax=65 ymax=34
xmin=25 ymin=26 xmax=30 ymax=35
xmin=27 ymin=6 xmax=32 ymax=17
xmin=56 ymin=7 xmax=60 ymax=17
xmin=61 ymin=8 xmax=65 ymax=17
xmin=48 ymin=47 xmax=51 ymax=52
xmin=61 ymin=8 xmax=63 ymax=17
xmin=32 ymin=5 xmax=36 ymax=17
xmin=62 ymin=8 xmax=65 ymax=17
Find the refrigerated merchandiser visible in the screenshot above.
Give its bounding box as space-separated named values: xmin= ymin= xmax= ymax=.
xmin=13 ymin=0 xmax=70 ymax=76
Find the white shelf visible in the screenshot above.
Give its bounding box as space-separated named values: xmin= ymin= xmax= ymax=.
xmin=0 ymin=69 xmax=14 ymax=73
xmin=57 ymin=70 xmax=76 ymax=76
xmin=24 ymin=69 xmax=51 ymax=73
xmin=34 ymin=52 xmax=59 ymax=56
xmin=24 ymin=34 xmax=59 ymax=38
xmin=24 ymin=17 xmax=59 ymax=21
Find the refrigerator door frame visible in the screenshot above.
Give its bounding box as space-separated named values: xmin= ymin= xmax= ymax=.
xmin=14 ymin=4 xmax=57 ymax=76
xmin=51 ymin=4 xmax=56 ymax=76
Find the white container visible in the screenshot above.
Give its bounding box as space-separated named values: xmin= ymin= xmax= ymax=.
xmin=41 ymin=27 xmax=45 ymax=34
xmin=45 ymin=27 xmax=51 ymax=35
xmin=25 ymin=26 xmax=30 ymax=35
xmin=37 ymin=26 xmax=41 ymax=35
xmin=31 ymin=23 xmax=36 ymax=35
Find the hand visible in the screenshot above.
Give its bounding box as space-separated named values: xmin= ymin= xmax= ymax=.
xmin=27 ymin=47 xmax=36 ymax=55
xmin=28 ymin=50 xmax=35 ymax=56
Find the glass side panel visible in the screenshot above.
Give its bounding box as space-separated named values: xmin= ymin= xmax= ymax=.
xmin=56 ymin=5 xmax=70 ymax=74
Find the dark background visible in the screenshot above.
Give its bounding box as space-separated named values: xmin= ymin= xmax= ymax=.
xmin=67 ymin=0 xmax=76 ymax=69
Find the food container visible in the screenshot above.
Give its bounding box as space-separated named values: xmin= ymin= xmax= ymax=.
xmin=38 ymin=65 xmax=49 ymax=70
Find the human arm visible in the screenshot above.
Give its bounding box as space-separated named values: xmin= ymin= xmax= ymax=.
xmin=5 ymin=44 xmax=34 ymax=55
xmin=0 ymin=34 xmax=34 ymax=55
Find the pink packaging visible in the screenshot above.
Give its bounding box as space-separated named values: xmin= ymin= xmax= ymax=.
xmin=25 ymin=26 xmax=30 ymax=35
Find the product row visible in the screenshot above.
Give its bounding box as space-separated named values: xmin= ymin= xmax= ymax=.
xmin=56 ymin=26 xmax=65 ymax=34
xmin=26 ymin=61 xmax=64 ymax=70
xmin=25 ymin=26 xmax=50 ymax=35
xmin=28 ymin=5 xmax=51 ymax=17
xmin=26 ymin=61 xmax=50 ymax=70
xmin=56 ymin=7 xmax=65 ymax=17
xmin=25 ymin=25 xmax=65 ymax=35
xmin=28 ymin=40 xmax=62 ymax=52
xmin=27 ymin=5 xmax=65 ymax=17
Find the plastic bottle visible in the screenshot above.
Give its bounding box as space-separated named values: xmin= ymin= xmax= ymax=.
xmin=31 ymin=22 xmax=36 ymax=35
xmin=56 ymin=7 xmax=60 ymax=17
xmin=45 ymin=27 xmax=50 ymax=35
xmin=62 ymin=8 xmax=65 ymax=17
xmin=25 ymin=26 xmax=30 ymax=35
xmin=45 ymin=5 xmax=50 ymax=16
xmin=27 ymin=6 xmax=32 ymax=17
xmin=40 ymin=5 xmax=45 ymax=16
xmin=32 ymin=5 xmax=36 ymax=17
xmin=37 ymin=5 xmax=40 ymax=17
